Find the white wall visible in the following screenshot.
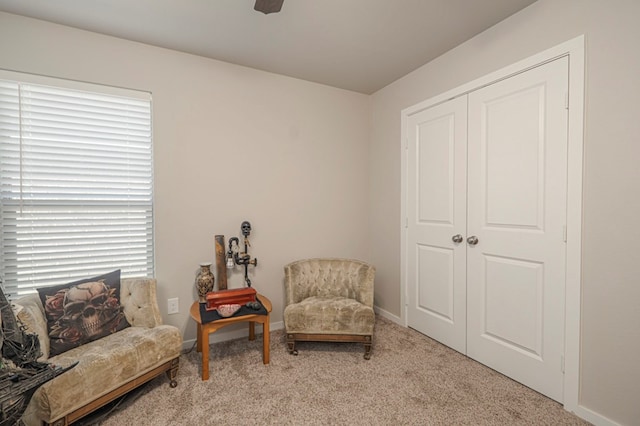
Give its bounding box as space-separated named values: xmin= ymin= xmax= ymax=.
xmin=370 ymin=0 xmax=640 ymax=424
xmin=3 ymin=1 xmax=640 ymax=423
xmin=0 ymin=12 xmax=371 ymax=340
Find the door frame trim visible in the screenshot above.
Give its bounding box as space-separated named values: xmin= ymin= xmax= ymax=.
xmin=400 ymin=35 xmax=584 ymax=413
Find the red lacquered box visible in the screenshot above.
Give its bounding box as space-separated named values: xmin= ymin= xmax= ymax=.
xmin=205 ymin=287 xmax=257 ymax=311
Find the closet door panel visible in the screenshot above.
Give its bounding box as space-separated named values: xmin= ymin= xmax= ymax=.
xmin=406 ymin=96 xmax=467 ymax=354
xmin=466 ymin=57 xmax=569 ymax=402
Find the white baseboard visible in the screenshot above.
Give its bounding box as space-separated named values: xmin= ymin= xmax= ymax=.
xmin=182 ymin=320 xmax=284 ymax=352
xmin=374 ymin=305 xmax=403 ymax=326
xmin=183 ymin=306 xmax=401 ymax=352
xmin=183 ymin=308 xmax=404 ymax=351
xmin=572 ymin=405 xmax=621 ymax=426
xmin=183 ymin=308 xmax=405 ymax=351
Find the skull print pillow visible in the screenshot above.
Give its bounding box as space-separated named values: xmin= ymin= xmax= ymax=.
xmin=37 ymin=270 xmax=131 ymax=357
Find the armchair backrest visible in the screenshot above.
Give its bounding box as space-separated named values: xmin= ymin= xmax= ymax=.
xmin=284 ymin=258 xmax=375 ymax=307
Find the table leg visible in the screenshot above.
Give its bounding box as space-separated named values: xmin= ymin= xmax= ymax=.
xmin=196 ymin=322 xmax=202 ymax=353
xmin=249 ymin=321 xmax=255 ymax=341
xmin=263 ymin=316 xmax=270 ymax=364
xmin=201 ymin=325 xmax=209 ymax=381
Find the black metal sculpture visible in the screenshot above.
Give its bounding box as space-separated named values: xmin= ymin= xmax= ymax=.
xmin=0 ymin=284 xmax=76 ymax=426
xmin=226 ymin=221 xmax=258 ymax=287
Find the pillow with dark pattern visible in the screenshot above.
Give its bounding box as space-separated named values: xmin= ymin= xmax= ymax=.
xmin=37 ymin=270 xmax=130 ymax=357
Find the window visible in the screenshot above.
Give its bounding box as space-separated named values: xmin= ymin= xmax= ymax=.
xmin=0 ymin=71 xmax=153 ymax=298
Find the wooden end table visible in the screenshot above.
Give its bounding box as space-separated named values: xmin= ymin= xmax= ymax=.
xmin=189 ymin=293 xmax=272 ymax=381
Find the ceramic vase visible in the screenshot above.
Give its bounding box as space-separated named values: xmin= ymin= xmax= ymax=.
xmin=196 ymin=262 xmax=215 ymax=303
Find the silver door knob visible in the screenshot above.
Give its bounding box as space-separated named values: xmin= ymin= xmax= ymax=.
xmin=467 ymin=236 xmax=479 ymax=246
xmin=452 ymin=234 xmax=463 ymax=243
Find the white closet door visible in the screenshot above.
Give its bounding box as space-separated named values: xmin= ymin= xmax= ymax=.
xmin=466 ymin=57 xmax=569 ymax=402
xmin=406 ymin=96 xmax=468 ymax=354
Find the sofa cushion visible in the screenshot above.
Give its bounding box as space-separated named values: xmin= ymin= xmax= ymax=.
xmin=284 ymin=296 xmax=375 ymax=335
xmin=37 ymin=270 xmax=130 ymax=357
xmin=24 ymin=324 xmax=182 ymax=423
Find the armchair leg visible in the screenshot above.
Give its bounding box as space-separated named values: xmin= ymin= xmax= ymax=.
xmin=286 ymin=335 xmax=298 ymax=355
xmin=364 ymin=342 xmax=372 ymax=360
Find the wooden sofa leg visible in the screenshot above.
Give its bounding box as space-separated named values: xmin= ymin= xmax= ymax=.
xmin=166 ymin=357 xmax=179 ymax=388
xmin=364 ymin=336 xmax=372 ymax=360
xmin=286 ymin=335 xmax=298 ymax=355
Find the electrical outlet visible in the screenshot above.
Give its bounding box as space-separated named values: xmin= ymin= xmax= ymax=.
xmin=167 ymin=298 xmax=179 ymax=315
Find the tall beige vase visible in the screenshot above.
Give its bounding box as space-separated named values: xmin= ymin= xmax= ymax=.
xmin=196 ymin=262 xmax=215 ymax=303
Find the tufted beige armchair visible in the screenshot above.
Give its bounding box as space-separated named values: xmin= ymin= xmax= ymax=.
xmin=284 ymin=258 xmax=375 ymax=359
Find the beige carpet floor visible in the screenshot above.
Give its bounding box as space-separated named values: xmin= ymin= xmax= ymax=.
xmin=80 ymin=316 xmax=590 ymax=425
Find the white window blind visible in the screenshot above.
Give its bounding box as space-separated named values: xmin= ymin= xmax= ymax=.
xmin=0 ymin=74 xmax=153 ymax=298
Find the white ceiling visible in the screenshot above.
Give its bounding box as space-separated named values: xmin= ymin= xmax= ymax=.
xmin=0 ymin=0 xmax=537 ymax=94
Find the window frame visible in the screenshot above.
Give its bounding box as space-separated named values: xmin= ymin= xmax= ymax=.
xmin=0 ymin=70 xmax=155 ymax=298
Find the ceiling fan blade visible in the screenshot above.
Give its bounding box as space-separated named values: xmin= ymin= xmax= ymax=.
xmin=254 ymin=0 xmax=284 ymax=14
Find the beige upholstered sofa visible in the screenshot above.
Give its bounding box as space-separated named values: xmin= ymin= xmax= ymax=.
xmin=284 ymin=258 xmax=375 ymax=359
xmin=15 ymin=278 xmax=182 ymax=426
